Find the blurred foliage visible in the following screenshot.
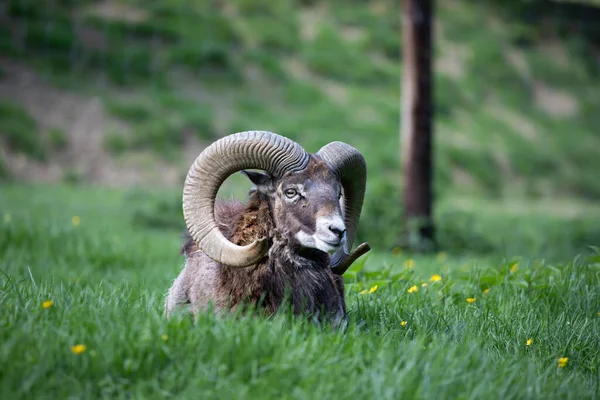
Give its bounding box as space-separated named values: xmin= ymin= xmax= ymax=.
xmin=0 ymin=156 xmax=10 ymax=181
xmin=0 ymin=102 xmax=45 ymax=161
xmin=474 ymin=0 xmax=600 ymax=51
xmin=0 ymin=0 xmax=599 ymax=250
xmin=47 ymin=128 xmax=69 ymax=151
xmin=435 ymin=208 xmax=600 ymax=261
xmin=103 ymin=96 xmax=215 ymax=158
xmin=301 ymin=25 xmax=397 ymax=84
xmin=62 ymin=168 xmax=82 ymax=185
xmin=132 ymin=197 xmax=185 ymax=232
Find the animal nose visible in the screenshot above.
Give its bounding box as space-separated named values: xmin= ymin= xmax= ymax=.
xmin=329 ymin=225 xmax=346 ymax=239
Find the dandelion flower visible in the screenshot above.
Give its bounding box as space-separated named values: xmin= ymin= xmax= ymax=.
xmin=510 ymin=263 xmax=519 ymax=273
xmin=408 ymin=285 xmax=418 ymax=293
xmin=71 ymin=344 xmax=87 ymax=355
xmin=42 ymin=300 xmax=54 ymax=309
xmin=404 ymin=259 xmax=415 ymax=269
xmin=161 ymin=334 xmax=168 ymax=342
xmin=4 ymin=213 xmax=11 ymax=223
xmin=466 ymin=297 xmax=476 ymax=303
xmin=360 ymin=289 xmax=367 ymax=295
xmin=483 ymin=288 xmax=490 ymax=294
xmin=526 ymin=338 xmax=532 ymax=346
xmin=557 ymin=357 xmax=568 ymax=368
xmin=368 ymin=285 xmax=378 ymax=294
xmin=430 ymin=274 xmax=442 ymax=282
xmin=421 ymin=283 xmax=428 ymax=288
xmin=400 ymin=321 xmax=407 ymax=327
xmin=72 ymin=216 xmax=81 ymax=227
xmin=436 ymin=252 xmax=447 ymax=263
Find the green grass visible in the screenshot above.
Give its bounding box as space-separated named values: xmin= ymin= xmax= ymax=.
xmin=103 ymin=95 xmax=215 ymax=158
xmin=47 ymin=128 xmax=69 ymax=151
xmin=0 ymin=157 xmax=10 ymax=180
xmin=1 ymin=185 xmax=600 ymax=398
xmin=0 ymin=102 xmax=45 ymax=161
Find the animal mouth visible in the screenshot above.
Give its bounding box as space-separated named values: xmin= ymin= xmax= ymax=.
xmin=315 ymin=236 xmax=344 ymax=254
xmin=322 ymin=238 xmax=342 ymax=247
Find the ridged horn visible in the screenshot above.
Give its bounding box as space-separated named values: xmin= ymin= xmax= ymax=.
xmin=317 ymin=142 xmax=367 ymax=270
xmin=183 ymin=131 xmax=310 ymax=268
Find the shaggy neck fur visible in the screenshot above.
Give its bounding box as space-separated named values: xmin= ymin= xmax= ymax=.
xmin=212 ymin=191 xmax=345 ymax=318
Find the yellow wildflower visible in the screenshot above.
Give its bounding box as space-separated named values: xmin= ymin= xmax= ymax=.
xmin=392 ymin=247 xmax=402 ymax=256
xmin=4 ymin=213 xmax=11 ymax=223
xmin=407 ymin=285 xmax=418 ymax=293
xmin=483 ymin=288 xmax=490 ymax=294
xmin=72 ymin=216 xmax=81 ymax=227
xmin=436 ymin=252 xmax=447 ymax=263
xmin=368 ymin=285 xmax=378 ymax=294
xmin=404 ymin=259 xmax=414 ymax=269
xmin=421 ymin=283 xmax=428 ymax=288
xmin=42 ymin=300 xmax=54 ymax=309
xmin=71 ymin=344 xmax=87 ymax=355
xmin=526 ymin=338 xmax=532 ymax=346
xmin=360 ymin=289 xmax=367 ymax=295
xmin=400 ymin=321 xmax=407 ymax=327
xmin=161 ymin=334 xmax=168 ymax=342
xmin=511 ymin=263 xmax=519 ymax=273
xmin=466 ymin=297 xmax=476 ymax=303
xmin=557 ymin=357 xmax=568 ymax=368
xmin=430 ymin=274 xmax=442 ymax=282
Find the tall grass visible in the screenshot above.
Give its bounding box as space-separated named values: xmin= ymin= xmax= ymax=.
xmin=1 ymin=185 xmax=599 ymax=398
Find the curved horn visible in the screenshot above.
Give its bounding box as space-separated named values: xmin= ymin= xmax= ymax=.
xmin=317 ymin=142 xmax=367 ymax=269
xmin=183 ymin=131 xmax=310 ymax=268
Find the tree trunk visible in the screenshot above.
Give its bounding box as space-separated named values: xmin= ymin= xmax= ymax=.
xmin=401 ymin=0 xmax=435 ymax=249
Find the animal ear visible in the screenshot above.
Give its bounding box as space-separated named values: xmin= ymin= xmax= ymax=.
xmin=240 ymin=170 xmax=272 ymax=187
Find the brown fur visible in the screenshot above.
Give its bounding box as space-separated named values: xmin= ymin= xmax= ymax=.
xmin=177 ymin=192 xmax=346 ymax=324
xmin=168 ymin=157 xmax=348 ymax=327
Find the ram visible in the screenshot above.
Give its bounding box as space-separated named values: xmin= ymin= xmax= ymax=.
xmin=165 ymin=131 xmax=369 ymax=327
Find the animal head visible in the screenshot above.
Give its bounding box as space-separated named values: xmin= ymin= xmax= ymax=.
xmin=182 ymin=131 xmax=367 ymax=268
xmin=241 ymin=157 xmax=347 ymax=255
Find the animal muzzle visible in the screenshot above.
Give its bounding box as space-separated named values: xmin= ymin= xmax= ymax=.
xmin=314 ymin=215 xmax=347 ymax=253
xmin=294 ymin=214 xmax=347 ymax=254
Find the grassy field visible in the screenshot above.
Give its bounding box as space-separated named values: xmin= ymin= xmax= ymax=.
xmin=1 ymin=184 xmax=599 ymax=399
xmin=1 ymin=1 xmax=600 ymax=397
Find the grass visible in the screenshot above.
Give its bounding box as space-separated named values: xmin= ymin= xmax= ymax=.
xmin=0 ymin=103 xmax=70 ymax=163
xmin=0 ymin=102 xmax=45 ymax=161
xmin=1 ymin=184 xmax=600 ymax=398
xmin=1 ymin=2 xmax=599 ymax=396
xmin=0 ymin=157 xmax=9 ymax=180
xmin=103 ymin=95 xmax=216 ymax=159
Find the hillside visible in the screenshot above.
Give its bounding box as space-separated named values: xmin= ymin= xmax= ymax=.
xmin=0 ymin=0 xmax=599 ymax=250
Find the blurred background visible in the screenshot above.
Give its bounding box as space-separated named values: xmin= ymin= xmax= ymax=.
xmin=0 ymin=0 xmax=599 ymax=262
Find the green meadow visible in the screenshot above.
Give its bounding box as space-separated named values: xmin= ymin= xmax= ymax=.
xmin=1 ymin=0 xmax=600 ymax=398
xmin=1 ymin=185 xmax=599 ymax=398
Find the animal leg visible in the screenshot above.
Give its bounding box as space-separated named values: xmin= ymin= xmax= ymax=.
xmin=164 ymin=275 xmax=190 ymax=318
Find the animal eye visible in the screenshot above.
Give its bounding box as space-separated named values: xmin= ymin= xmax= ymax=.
xmin=284 ymin=188 xmax=297 ymax=198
